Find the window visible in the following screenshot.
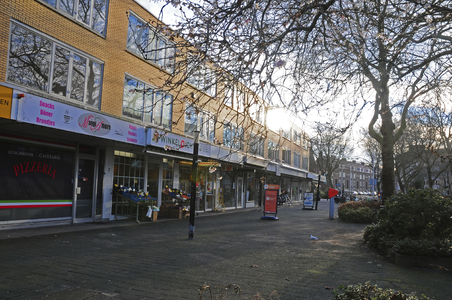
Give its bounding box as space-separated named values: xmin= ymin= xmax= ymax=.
xmin=249 ymin=95 xmax=264 ymax=124
xmin=302 ymin=156 xmax=308 ymax=170
xmin=268 ymin=140 xmax=279 ymax=161
xmin=223 ymin=122 xmax=243 ymax=150
xmin=249 ymin=133 xmax=264 ymax=157
xmin=187 ymin=56 xmax=216 ymax=96
xmin=184 ymin=104 xmax=215 ymax=142
xmin=40 ymin=0 xmax=107 ymax=35
xmin=123 ymin=74 xmax=172 ymax=128
xmin=282 ymin=148 xmax=291 ymax=165
xmin=127 ymin=13 xmax=175 ymax=73
xmin=302 ymin=135 xmax=309 ymax=149
xmin=282 ymin=128 xmax=291 ymax=140
xmin=8 ymin=23 xmax=103 ymax=106
xmin=293 ymin=152 xmax=301 ymax=168
xmin=293 ymin=130 xmax=301 ymax=146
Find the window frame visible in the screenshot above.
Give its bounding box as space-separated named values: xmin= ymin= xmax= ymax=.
xmin=7 ymin=21 xmax=104 ymax=108
xmin=122 ymin=73 xmax=173 ymax=129
xmin=184 ymin=104 xmax=216 ymax=142
xmin=282 ymin=147 xmax=291 ymax=165
xmin=249 ymin=132 xmax=264 ymax=157
xmin=293 ymin=152 xmax=301 ymax=168
xmin=223 ymin=122 xmax=243 ymax=151
xmin=187 ymin=55 xmax=216 ymax=96
xmin=38 ymin=0 xmax=108 ymax=36
xmin=127 ymin=12 xmax=176 ymax=73
xmin=268 ymin=140 xmax=279 ymax=161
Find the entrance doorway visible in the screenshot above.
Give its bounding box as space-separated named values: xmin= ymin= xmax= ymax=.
xmin=75 ymin=158 xmax=95 ymax=220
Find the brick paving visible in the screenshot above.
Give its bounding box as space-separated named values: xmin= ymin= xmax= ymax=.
xmin=1 ymin=201 xmax=451 ymax=300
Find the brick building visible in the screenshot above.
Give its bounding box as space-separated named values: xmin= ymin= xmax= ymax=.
xmin=0 ymin=0 xmax=312 ymax=229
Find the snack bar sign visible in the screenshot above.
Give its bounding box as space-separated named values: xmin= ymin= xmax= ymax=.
xmin=16 ymin=93 xmax=145 ymax=146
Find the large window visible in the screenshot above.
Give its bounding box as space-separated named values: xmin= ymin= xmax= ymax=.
xmin=123 ymin=74 xmax=172 ymax=129
xmin=40 ymin=0 xmax=108 ymax=35
xmin=249 ymin=133 xmax=264 ymax=157
xmin=268 ymin=140 xmax=279 ymax=161
xmin=184 ymin=104 xmax=215 ymax=142
xmin=223 ymin=122 xmax=244 ymax=150
xmin=127 ymin=13 xmax=175 ymax=73
xmin=294 ymin=152 xmax=301 ymax=168
xmin=8 ymin=23 xmax=103 ymax=107
xmin=282 ymin=148 xmax=291 ymax=165
xmin=187 ymin=56 xmax=216 ymax=96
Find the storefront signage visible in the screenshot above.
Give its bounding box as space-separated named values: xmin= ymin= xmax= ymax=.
xmin=0 ymin=140 xmax=74 ymax=221
xmin=16 ymin=92 xmax=145 ymax=146
xmin=147 ymin=129 xmax=211 ymax=156
xmin=0 ymin=86 xmax=13 ymax=119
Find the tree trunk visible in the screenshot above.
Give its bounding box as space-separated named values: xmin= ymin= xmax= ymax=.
xmin=379 ymin=87 xmax=396 ymax=203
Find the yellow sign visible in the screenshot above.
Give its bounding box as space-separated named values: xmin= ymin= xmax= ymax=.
xmin=198 ymin=162 xmax=220 ymax=167
xmin=0 ymin=86 xmax=13 ymax=119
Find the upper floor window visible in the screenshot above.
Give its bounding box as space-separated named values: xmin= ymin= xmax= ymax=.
xmin=249 ymin=133 xmax=264 ymax=157
xmin=127 ymin=13 xmax=175 ymax=73
xmin=249 ymin=95 xmax=264 ymax=124
xmin=268 ymin=140 xmax=279 ymax=161
xmin=302 ymin=156 xmax=309 ymax=170
xmin=293 ymin=152 xmax=301 ymax=168
xmin=40 ymin=0 xmax=108 ymax=35
xmin=282 ymin=148 xmax=291 ymax=165
xmin=184 ymin=104 xmax=215 ymax=142
xmin=187 ymin=56 xmax=216 ymax=96
xmin=282 ymin=128 xmax=291 ymax=140
xmin=302 ymin=135 xmax=309 ymax=149
xmin=123 ymin=74 xmax=172 ymax=129
xmin=223 ymin=122 xmax=243 ymax=150
xmin=293 ymin=130 xmax=301 ymax=146
xmin=8 ymin=23 xmax=103 ymax=107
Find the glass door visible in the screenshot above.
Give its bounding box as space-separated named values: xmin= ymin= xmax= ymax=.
xmin=76 ymin=158 xmax=95 ymax=219
xmin=237 ymin=177 xmax=244 ymax=208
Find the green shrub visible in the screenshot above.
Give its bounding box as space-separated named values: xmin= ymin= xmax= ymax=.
xmin=363 ymin=189 xmax=452 ymax=257
xmin=331 ymin=282 xmax=431 ymax=300
xmin=338 ymin=207 xmax=375 ymax=223
xmin=337 ymin=200 xmax=381 ymax=223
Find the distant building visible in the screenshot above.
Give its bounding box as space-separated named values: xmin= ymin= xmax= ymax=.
xmin=330 ymin=159 xmax=376 ymax=194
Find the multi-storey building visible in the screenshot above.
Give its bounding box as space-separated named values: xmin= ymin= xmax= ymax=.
xmin=331 ymin=159 xmax=375 ymax=195
xmin=0 ymin=0 xmax=312 ymax=229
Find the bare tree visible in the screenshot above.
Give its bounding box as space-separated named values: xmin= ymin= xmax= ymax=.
xmin=310 ymin=122 xmax=353 ymax=189
xmin=146 ymin=0 xmax=452 ymax=201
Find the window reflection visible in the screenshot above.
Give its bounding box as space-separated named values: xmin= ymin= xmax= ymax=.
xmin=8 ymin=23 xmax=103 ymax=106
xmin=8 ymin=24 xmax=52 ymax=91
xmin=52 ymin=46 xmax=70 ymax=96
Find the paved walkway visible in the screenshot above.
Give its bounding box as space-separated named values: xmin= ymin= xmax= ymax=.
xmin=1 ymin=202 xmax=451 ymax=300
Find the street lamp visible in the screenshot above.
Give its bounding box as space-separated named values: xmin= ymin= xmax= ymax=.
xmin=189 ymin=130 xmax=200 ymax=239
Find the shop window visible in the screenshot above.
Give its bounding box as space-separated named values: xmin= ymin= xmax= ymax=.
xmin=293 ymin=152 xmax=301 ymax=168
xmin=127 ymin=13 xmax=175 ymax=73
xmin=184 ymin=104 xmax=215 ymax=142
xmin=8 ymin=22 xmax=103 ymax=107
xmin=123 ymin=74 xmax=172 ymax=128
xmin=249 ymin=133 xmax=264 ymax=157
xmin=113 ymin=151 xmax=145 ymax=190
xmin=39 ymin=0 xmax=108 ymax=35
xmin=223 ymin=122 xmax=243 ymax=150
xmin=268 ymin=140 xmax=279 ymax=161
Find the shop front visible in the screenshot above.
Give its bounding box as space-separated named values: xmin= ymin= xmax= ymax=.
xmin=0 ymin=85 xmax=146 ymax=228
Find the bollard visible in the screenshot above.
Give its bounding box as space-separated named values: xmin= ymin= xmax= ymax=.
xmin=329 ymin=197 xmax=334 ymax=219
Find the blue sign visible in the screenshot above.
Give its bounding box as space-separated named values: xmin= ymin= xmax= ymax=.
xmin=369 ymin=178 xmax=377 ymax=186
